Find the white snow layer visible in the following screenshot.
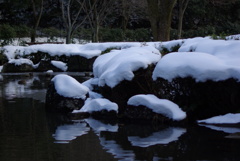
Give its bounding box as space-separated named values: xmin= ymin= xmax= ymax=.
xmin=73 ymin=98 xmax=118 ymax=113
xmin=93 ymin=46 xmax=161 ymax=88
xmin=153 ymin=38 xmax=240 ymax=82
xmin=198 ymin=113 xmax=240 ymax=124
xmin=51 ymin=74 xmax=89 ymax=99
xmin=8 ymin=58 xmax=34 ymax=66
xmin=51 ymin=60 xmax=68 ymax=71
xmin=2 ymin=42 xmax=141 ymax=59
xmin=127 ymin=94 xmax=186 ymax=121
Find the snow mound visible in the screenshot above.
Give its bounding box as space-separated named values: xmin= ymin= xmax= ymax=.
xmin=152 ymin=52 xmax=240 ymax=82
xmin=8 ymin=58 xmax=34 ymax=66
xmin=127 ymin=94 xmax=186 ymax=121
xmin=51 ymin=60 xmax=68 ymax=71
xmin=73 ymin=98 xmax=118 ymax=113
xmin=198 ymin=113 xmax=240 ymax=124
xmin=93 ymin=46 xmax=161 ymax=88
xmin=51 ymin=74 xmax=89 ymax=99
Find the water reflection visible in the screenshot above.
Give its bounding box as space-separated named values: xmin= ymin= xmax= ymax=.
xmin=128 ymin=127 xmax=186 ymax=147
xmin=53 ymin=120 xmax=90 ymax=143
xmin=1 ymin=73 xmax=240 ymax=161
xmin=0 ymin=73 xmax=88 ymax=102
xmin=199 ymin=124 xmax=240 ymax=134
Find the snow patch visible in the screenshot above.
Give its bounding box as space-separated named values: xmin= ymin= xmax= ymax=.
xmin=51 ymin=74 xmax=89 ymax=99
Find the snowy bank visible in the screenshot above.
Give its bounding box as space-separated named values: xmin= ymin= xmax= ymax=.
xmin=2 ymin=42 xmax=142 ymax=59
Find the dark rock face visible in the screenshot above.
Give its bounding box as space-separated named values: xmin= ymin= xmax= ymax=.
xmin=153 ymin=77 xmax=240 ymax=121
xmin=98 ymin=65 xmax=156 ymax=114
xmin=45 ymin=82 xmax=85 ymax=113
xmin=67 ymin=55 xmax=97 ymax=72
xmin=2 ymin=63 xmax=34 ymax=73
xmin=35 ymin=60 xmax=63 ymax=72
xmin=123 ymin=105 xmax=173 ymax=123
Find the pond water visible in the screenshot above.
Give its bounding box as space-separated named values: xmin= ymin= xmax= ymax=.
xmin=0 ymin=73 xmax=240 ymax=161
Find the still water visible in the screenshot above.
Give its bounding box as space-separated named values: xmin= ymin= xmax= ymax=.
xmin=0 ymin=73 xmax=240 ymax=161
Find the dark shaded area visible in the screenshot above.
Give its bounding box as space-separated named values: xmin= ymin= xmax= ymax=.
xmin=67 ymin=55 xmax=97 ymax=72
xmin=154 ymin=77 xmax=240 ymax=121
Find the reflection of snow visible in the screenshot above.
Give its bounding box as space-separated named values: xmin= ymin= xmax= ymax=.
xmin=100 ymin=137 xmax=135 ymax=161
xmin=198 ymin=113 xmax=240 ymax=124
xmin=128 ymin=127 xmax=186 ymax=148
xmin=53 ymin=121 xmax=90 ymax=144
xmin=3 ymin=76 xmax=46 ymax=102
xmin=199 ymin=124 xmax=240 ymax=134
xmin=85 ymin=118 xmax=118 ymax=134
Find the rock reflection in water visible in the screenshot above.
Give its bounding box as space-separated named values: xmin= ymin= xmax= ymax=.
xmin=52 ymin=117 xmax=186 ymax=161
xmin=128 ymin=127 xmax=186 ymax=147
xmin=52 ymin=121 xmax=90 ymax=143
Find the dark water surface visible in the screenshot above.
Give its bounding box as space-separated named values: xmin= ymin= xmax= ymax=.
xmin=0 ymin=73 xmax=240 ymax=161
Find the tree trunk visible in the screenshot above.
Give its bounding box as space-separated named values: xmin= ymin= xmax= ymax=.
xmin=30 ymin=0 xmax=43 ymax=43
xmin=177 ymin=0 xmax=189 ymax=39
xmin=147 ymin=0 xmax=177 ymax=41
xmin=66 ymin=27 xmax=72 ymax=44
xmin=31 ymin=30 xmax=36 ymax=43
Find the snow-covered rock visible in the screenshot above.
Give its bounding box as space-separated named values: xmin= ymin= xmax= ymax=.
xmin=2 ymin=58 xmax=35 ymax=73
xmin=127 ymin=94 xmax=186 ymax=121
xmin=93 ymin=46 xmax=161 ymax=88
xmin=45 ymin=74 xmax=89 ymax=112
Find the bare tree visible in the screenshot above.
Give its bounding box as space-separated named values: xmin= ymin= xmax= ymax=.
xmin=177 ymin=0 xmax=189 ymax=39
xmin=60 ymin=0 xmax=87 ymax=44
xmin=30 ymin=0 xmax=44 ymax=43
xmin=83 ymin=0 xmax=115 ymax=42
xmin=147 ymin=0 xmax=177 ymax=41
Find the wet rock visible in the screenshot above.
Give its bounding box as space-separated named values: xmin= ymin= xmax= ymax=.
xmin=45 ymin=82 xmax=85 ymax=113
xmin=67 ymin=55 xmax=97 ymax=72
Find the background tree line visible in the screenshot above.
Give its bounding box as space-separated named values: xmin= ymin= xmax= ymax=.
xmin=0 ymin=0 xmax=240 ymax=44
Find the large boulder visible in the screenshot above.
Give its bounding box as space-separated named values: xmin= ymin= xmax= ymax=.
xmin=98 ymin=66 xmax=155 ymax=114
xmin=153 ymin=77 xmax=240 ymax=121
